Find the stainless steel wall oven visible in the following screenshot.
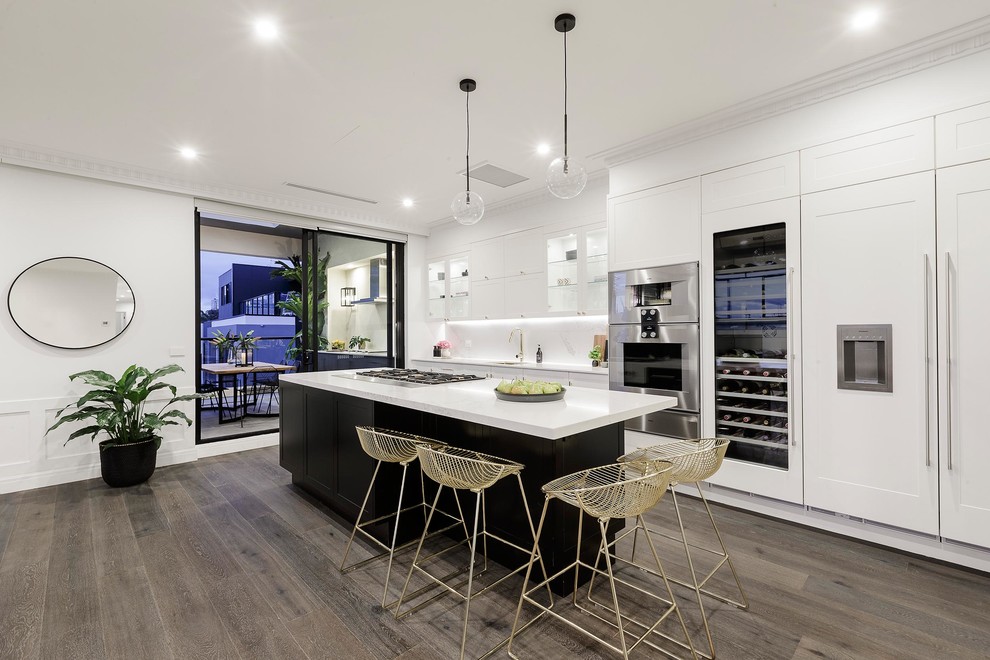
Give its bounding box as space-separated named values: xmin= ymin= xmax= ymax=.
xmin=609 ymin=262 xmax=700 ymax=438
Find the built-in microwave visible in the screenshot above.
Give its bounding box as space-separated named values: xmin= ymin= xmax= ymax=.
xmin=608 ymin=261 xmax=699 ymax=325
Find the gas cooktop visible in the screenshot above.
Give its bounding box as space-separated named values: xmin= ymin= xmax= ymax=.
xmin=351 ymin=368 xmax=485 ymax=385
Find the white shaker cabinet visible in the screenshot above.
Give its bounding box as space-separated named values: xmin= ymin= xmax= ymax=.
xmin=802 ymin=172 xmax=938 ymax=535
xmin=470 ymin=237 xmax=504 ymax=282
xmin=937 ymin=159 xmax=990 ymax=549
xmin=471 ymin=279 xmax=505 ymax=320
xmin=607 ymin=177 xmax=700 ymax=271
xmin=503 ymin=228 xmax=545 ymax=276
xmin=935 ymin=101 xmax=990 ymax=168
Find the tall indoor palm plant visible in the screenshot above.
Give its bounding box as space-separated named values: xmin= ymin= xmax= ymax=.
xmin=271 ymin=253 xmax=332 ymax=360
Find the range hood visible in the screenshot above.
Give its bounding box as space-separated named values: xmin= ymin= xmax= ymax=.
xmin=352 ymin=258 xmax=388 ymax=304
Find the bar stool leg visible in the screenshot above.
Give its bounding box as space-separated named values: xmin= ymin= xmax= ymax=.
xmin=381 ymin=461 xmax=410 ymax=607
xmin=459 ymin=489 xmax=484 ymax=660
xmin=395 ymin=484 xmax=445 ymax=618
xmin=340 ymin=460 xmax=382 ymax=572
xmin=599 ymin=518 xmax=631 ymax=659
xmin=507 ymin=497 xmax=551 ymax=659
xmin=639 ymin=513 xmax=697 ymax=660
xmin=694 ymin=484 xmax=748 ymax=610
xmin=671 ymin=489 xmax=716 ymax=658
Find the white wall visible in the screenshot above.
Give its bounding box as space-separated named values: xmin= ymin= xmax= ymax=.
xmin=0 ymin=164 xmax=197 ymax=493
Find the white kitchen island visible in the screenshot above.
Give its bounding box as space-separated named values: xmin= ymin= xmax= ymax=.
xmin=278 ymin=369 xmax=676 ymax=593
xmin=279 ymin=370 xmax=674 ymax=439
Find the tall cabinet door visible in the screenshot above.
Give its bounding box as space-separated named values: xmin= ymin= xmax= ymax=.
xmin=938 ymin=160 xmax=990 ymax=548
xmin=802 ymin=172 xmax=937 ymax=534
xmin=701 ymin=197 xmax=803 ymax=504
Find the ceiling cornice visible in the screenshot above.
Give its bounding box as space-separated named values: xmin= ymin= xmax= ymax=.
xmin=592 ymin=15 xmax=990 ymax=168
xmin=0 ymin=141 xmax=429 ymax=237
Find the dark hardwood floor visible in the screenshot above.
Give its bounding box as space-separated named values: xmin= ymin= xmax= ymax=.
xmin=1 ymin=446 xmax=989 ymax=659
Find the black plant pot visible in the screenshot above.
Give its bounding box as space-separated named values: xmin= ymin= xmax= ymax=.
xmin=99 ymin=438 xmax=158 ymax=488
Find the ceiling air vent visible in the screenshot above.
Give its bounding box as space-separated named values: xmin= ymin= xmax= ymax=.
xmin=462 ymin=163 xmax=528 ymax=188
xmin=283 ymin=182 xmax=378 ymax=204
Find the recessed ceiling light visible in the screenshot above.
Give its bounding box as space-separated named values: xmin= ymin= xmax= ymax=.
xmin=402 ymin=198 xmax=414 ymax=208
xmin=254 ymin=18 xmax=279 ymax=41
xmin=537 ymin=143 xmax=551 ymax=156
xmin=179 ymin=147 xmax=198 ymax=159
xmin=850 ymin=7 xmax=880 ymax=31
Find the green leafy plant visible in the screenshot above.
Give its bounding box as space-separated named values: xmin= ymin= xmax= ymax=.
xmin=349 ymin=335 xmax=371 ymax=350
xmin=588 ymin=344 xmax=603 ymax=361
xmin=271 ymin=253 xmax=332 ymax=360
xmin=237 ymin=330 xmax=259 ymax=349
xmin=47 ymin=364 xmax=201 ymax=450
xmin=210 ymin=329 xmax=235 ymax=356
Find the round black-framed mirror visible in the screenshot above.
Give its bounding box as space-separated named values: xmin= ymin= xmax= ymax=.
xmin=7 ymin=257 xmax=136 ymax=349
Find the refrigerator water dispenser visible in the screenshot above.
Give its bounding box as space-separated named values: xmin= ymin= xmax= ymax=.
xmin=836 ymin=324 xmax=893 ymax=392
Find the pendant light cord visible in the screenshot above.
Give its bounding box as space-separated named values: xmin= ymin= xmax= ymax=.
xmin=563 ymin=29 xmax=568 ymax=161
xmin=465 ymin=90 xmax=471 ymax=195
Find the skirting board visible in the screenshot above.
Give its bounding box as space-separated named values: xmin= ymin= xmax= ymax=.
xmin=698 ymin=482 xmax=990 ymax=575
xmin=0 ymin=447 xmax=199 ymax=495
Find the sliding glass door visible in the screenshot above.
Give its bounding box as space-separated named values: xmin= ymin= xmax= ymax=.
xmin=301 ymin=230 xmax=403 ymax=373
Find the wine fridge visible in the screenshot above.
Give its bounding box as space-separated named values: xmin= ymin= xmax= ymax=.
xmin=713 ymin=223 xmax=791 ymax=469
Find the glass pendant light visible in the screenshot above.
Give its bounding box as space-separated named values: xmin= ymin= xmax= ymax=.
xmin=451 ymin=78 xmax=484 ymax=225
xmin=547 ymin=13 xmax=587 ymax=200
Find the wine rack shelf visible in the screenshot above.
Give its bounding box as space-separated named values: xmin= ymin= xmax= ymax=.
xmin=719 ymin=419 xmax=789 ymax=433
xmin=716 ymin=374 xmax=788 ymax=383
xmin=717 ymin=391 xmax=786 ymax=403
xmin=717 ymin=404 xmax=788 ymax=418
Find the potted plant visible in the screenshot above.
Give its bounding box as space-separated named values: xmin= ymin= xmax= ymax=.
xmin=236 ymin=330 xmax=259 ymax=365
xmin=349 ymin=335 xmax=371 ymax=350
xmin=210 ymin=329 xmax=235 ymax=363
xmin=588 ymin=344 xmax=603 ymax=367
xmin=46 ymin=364 xmax=201 ymax=488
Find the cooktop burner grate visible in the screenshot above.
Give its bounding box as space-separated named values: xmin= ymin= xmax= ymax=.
xmin=354 ymin=368 xmax=485 ymax=385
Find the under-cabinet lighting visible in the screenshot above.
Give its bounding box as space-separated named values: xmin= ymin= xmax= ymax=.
xmin=447 ymin=315 xmax=607 ymax=326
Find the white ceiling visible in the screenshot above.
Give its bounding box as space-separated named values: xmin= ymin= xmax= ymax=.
xmin=2 ymin=1 xmax=989 ymax=233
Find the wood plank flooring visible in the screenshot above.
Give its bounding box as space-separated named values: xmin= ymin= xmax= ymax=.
xmin=1 ymin=446 xmax=989 ymax=659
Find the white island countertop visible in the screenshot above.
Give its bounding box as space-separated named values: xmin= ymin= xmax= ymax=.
xmin=280 ymin=370 xmax=675 ymax=440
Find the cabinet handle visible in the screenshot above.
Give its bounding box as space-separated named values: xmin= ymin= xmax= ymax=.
xmin=787 ymin=267 xmax=796 ymax=446
xmin=945 ymin=252 xmax=953 ymax=471
xmin=923 ymin=253 xmax=931 ymax=468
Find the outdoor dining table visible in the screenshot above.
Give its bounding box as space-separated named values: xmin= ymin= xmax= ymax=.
xmin=200 ymin=361 xmax=295 ymax=424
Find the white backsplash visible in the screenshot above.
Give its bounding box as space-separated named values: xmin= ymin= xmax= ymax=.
xmin=434 ymin=316 xmax=609 ymax=367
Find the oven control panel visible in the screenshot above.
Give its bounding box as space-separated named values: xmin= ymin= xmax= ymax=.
xmin=640 ymin=308 xmax=659 ymax=337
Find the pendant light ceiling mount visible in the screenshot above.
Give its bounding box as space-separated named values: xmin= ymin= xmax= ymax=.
xmin=554 ymin=13 xmax=575 ymax=33
xmin=547 ymin=11 xmax=587 ymax=200
xmin=451 ymin=77 xmax=484 ymax=226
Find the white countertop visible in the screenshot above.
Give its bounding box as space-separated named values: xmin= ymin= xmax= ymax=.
xmin=413 ymin=356 xmax=609 ymax=375
xmin=280 ymin=369 xmax=673 ymax=439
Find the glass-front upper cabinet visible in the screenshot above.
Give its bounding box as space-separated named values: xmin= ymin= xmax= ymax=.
xmin=546 ymin=224 xmax=607 ymax=315
xmin=427 ymin=254 xmax=470 ymax=321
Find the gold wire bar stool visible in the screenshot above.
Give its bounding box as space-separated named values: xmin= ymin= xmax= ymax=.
xmin=616 ymin=437 xmax=748 ymax=659
xmin=508 ymin=460 xmax=697 ymax=660
xmin=339 ymin=426 xmax=466 ymax=609
xmin=395 ymin=445 xmax=550 ymax=660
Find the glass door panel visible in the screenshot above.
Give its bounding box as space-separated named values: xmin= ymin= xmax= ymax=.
xmin=713 ymin=223 xmax=790 ymax=469
xmin=547 ymin=232 xmax=579 ymax=313
xmin=585 ymin=227 xmax=608 ymax=312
